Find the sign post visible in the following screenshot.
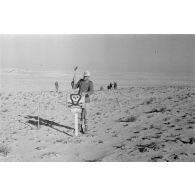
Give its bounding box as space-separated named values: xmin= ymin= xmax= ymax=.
xmin=75 ymin=112 xmax=79 ymax=136
xmin=70 ymin=106 xmax=81 ymax=136
xmin=67 ymin=94 xmax=85 ymax=136
xmin=37 ymin=94 xmax=41 ymax=130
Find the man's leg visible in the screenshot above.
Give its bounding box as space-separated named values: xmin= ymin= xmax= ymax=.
xmin=83 ymin=108 xmax=88 ymax=131
xmin=79 ymin=108 xmax=84 ymax=132
xmin=83 ymin=104 xmax=89 ymax=132
xmin=79 ymin=104 xmax=89 ymax=133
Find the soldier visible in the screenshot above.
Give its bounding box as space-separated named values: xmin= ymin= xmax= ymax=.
xmin=110 ymin=82 xmax=113 ymax=90
xmin=114 ymin=82 xmax=117 ymax=90
xmin=71 ymin=71 xmax=94 ymax=133
xmin=55 ymin=81 xmax=59 ymax=92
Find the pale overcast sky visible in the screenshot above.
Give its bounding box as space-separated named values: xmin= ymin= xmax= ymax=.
xmin=0 ymin=35 xmax=194 ymax=76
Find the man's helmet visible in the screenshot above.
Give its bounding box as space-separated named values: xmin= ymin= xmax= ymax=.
xmin=83 ymin=71 xmax=90 ymax=77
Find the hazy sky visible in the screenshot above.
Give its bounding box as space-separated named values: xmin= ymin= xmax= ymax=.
xmin=0 ymin=35 xmax=194 ymax=76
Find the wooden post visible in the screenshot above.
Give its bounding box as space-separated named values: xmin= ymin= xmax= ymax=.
xmin=38 ymin=101 xmax=40 ymax=129
xmin=74 ymin=113 xmax=79 ymax=136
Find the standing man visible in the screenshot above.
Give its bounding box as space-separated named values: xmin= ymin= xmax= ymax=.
xmin=55 ymin=81 xmax=59 ymax=92
xmin=71 ymin=71 xmax=94 ymax=133
xmin=114 ymin=82 xmax=117 ymax=90
xmin=110 ymin=82 xmax=113 ymax=90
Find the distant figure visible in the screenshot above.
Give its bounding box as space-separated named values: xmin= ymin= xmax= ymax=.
xmin=100 ymin=86 xmax=104 ymax=91
xmin=55 ymin=81 xmax=59 ymax=92
xmin=114 ymin=82 xmax=117 ymax=90
xmin=107 ymin=85 xmax=110 ymax=90
xmin=109 ymin=82 xmax=113 ymax=90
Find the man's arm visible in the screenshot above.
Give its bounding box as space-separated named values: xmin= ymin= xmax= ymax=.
xmin=71 ymin=80 xmax=80 ymax=89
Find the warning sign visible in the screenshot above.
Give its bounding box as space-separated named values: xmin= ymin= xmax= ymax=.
xmin=67 ymin=94 xmax=85 ymax=108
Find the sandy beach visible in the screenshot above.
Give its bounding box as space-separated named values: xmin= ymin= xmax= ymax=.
xmin=1 ymin=84 xmax=194 ymax=162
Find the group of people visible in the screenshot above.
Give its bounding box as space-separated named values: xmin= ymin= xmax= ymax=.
xmin=107 ymin=82 xmax=117 ymax=90
xmin=55 ymin=80 xmax=118 ymax=93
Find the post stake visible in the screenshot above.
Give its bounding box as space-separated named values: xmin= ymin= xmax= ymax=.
xmin=38 ymin=101 xmax=40 ymax=129
xmin=74 ymin=113 xmax=79 ymax=136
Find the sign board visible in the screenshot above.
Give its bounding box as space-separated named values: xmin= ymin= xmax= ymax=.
xmin=67 ymin=94 xmax=85 ymax=108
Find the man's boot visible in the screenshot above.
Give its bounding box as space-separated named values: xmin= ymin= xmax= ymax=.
xmin=79 ymin=118 xmax=86 ymax=134
xmin=83 ymin=119 xmax=88 ymax=133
